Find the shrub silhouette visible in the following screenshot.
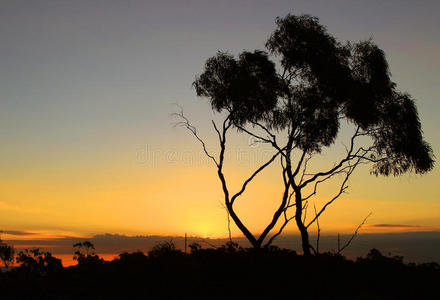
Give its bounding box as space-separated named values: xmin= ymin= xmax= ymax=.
xmin=0 ymin=240 xmax=14 ymax=269
xmin=147 ymin=240 xmax=183 ymax=259
xmin=16 ymin=248 xmax=62 ymax=276
xmin=0 ymin=244 xmax=438 ymax=299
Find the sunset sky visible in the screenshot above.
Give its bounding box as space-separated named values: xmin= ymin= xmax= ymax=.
xmin=1 ymin=0 xmax=439 ymax=244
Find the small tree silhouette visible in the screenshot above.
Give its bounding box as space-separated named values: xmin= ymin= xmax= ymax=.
xmin=73 ymin=241 xmax=102 ymax=265
xmin=148 ymin=240 xmax=182 ymax=259
xmin=0 ymin=239 xmax=14 ymax=269
xmin=188 ymin=242 xmax=202 ymax=254
xmin=178 ymin=13 xmax=434 ymax=254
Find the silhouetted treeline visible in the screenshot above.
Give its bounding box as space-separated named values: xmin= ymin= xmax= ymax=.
xmin=0 ymin=242 xmax=438 ymax=300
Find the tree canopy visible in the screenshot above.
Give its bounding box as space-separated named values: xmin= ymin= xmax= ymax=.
xmin=194 ymin=14 xmax=434 ymax=176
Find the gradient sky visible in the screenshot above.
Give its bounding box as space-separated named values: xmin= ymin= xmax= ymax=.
xmin=1 ymin=0 xmax=439 ymax=241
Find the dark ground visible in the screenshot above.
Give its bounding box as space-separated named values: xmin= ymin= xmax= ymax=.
xmin=1 ymin=242 xmax=439 ymax=300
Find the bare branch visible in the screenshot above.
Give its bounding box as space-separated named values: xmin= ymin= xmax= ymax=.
xmin=306 ymin=158 xmax=361 ymax=229
xmin=338 ymin=212 xmax=372 ymax=253
xmin=230 ymin=147 xmax=285 ymax=205
xmin=302 ymin=164 xmax=356 ymax=202
xmin=173 ymin=110 xmax=219 ymax=167
xmin=300 ymin=126 xmax=361 ymax=188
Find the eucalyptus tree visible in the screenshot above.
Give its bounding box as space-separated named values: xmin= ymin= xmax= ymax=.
xmin=179 ymin=14 xmax=434 ymax=254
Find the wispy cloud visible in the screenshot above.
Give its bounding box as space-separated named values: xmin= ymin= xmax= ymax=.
xmin=369 ymin=224 xmax=423 ymax=228
xmin=1 ymin=230 xmax=38 ymax=236
xmin=1 ymin=228 xmax=87 ymax=241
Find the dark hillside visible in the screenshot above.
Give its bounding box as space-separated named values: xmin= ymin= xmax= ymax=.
xmin=1 ymin=243 xmax=438 ymax=300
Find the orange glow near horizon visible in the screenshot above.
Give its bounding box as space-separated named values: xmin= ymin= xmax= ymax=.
xmin=1 ymin=139 xmax=440 ymax=240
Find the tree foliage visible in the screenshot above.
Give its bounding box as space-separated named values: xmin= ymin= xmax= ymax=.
xmin=195 ymin=14 xmax=433 ymax=176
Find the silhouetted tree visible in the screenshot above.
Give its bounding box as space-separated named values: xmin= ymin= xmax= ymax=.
xmin=188 ymin=242 xmax=202 ymax=254
xmin=179 ymin=14 xmax=434 ymax=254
xmin=73 ymin=241 xmax=103 ymax=265
xmin=148 ymin=241 xmax=182 ymax=259
xmin=0 ymin=239 xmax=14 ymax=270
xmin=16 ymin=248 xmax=62 ymax=275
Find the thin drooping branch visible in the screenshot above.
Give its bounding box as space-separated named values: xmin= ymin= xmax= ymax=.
xmin=173 ymin=110 xmax=219 ymax=167
xmin=338 ymin=212 xmax=372 ymax=254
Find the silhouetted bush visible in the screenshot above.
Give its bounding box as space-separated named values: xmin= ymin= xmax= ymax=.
xmin=16 ymin=248 xmax=62 ymax=276
xmin=147 ymin=240 xmax=183 ymax=259
xmin=0 ymin=240 xmax=14 ymax=270
xmin=0 ymin=244 xmax=438 ymax=299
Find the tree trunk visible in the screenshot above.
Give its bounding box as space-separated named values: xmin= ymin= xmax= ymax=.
xmin=295 ymin=190 xmax=311 ymax=256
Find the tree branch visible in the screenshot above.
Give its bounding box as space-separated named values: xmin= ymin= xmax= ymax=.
xmin=230 ymin=147 xmax=285 ymax=205
xmin=300 ymin=126 xmax=361 ymax=188
xmin=338 ymin=212 xmax=372 ymax=253
xmin=306 ymin=157 xmax=362 ymax=229
xmin=173 ymin=110 xmax=219 ymax=167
